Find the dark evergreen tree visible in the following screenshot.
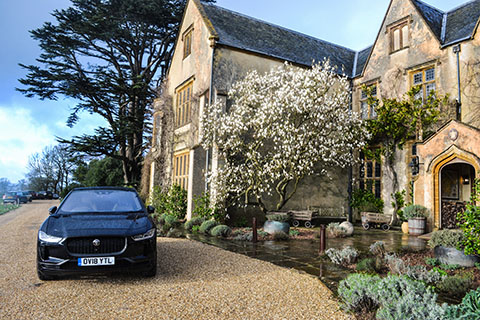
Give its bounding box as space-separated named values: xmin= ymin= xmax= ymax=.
xmin=18 ymin=0 xmax=214 ymax=186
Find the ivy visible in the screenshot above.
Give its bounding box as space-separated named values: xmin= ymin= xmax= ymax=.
xmin=458 ymin=179 xmax=480 ymax=255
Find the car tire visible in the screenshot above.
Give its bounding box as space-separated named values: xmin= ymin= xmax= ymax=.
xmin=144 ymin=264 xmax=157 ymax=277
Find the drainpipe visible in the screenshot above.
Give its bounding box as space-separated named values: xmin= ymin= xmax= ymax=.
xmin=205 ymin=38 xmax=216 ymax=193
xmin=453 ymin=44 xmax=461 ymax=120
xmin=348 ymin=79 xmax=354 ymax=223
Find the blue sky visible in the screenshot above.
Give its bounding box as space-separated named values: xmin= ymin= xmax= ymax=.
xmin=0 ymin=0 xmax=468 ymax=182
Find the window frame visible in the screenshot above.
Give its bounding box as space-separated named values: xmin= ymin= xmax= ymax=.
xmin=410 ymin=66 xmax=436 ymax=101
xmin=388 ymin=18 xmax=410 ymax=53
xmin=359 ymin=151 xmax=382 ymax=199
xmin=172 ymin=150 xmax=190 ymax=190
xmin=182 ymin=26 xmax=193 ymax=59
xmin=359 ymin=84 xmax=378 ymax=120
xmin=175 ymin=81 xmax=193 ymax=128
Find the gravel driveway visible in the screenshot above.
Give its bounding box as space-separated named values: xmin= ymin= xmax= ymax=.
xmin=0 ymin=201 xmax=353 ymax=320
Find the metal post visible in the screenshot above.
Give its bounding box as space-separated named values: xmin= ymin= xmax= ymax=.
xmin=319 ymin=224 xmax=326 ymax=255
xmin=252 ymin=217 xmax=258 ymax=243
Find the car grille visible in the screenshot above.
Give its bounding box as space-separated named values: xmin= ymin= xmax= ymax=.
xmin=66 ymin=237 xmax=126 ymax=255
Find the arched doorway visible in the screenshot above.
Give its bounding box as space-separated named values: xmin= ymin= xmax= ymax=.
xmin=439 ymin=161 xmax=475 ymax=229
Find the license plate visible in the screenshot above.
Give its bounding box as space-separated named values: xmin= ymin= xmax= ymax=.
xmin=78 ymin=257 xmax=115 ymax=266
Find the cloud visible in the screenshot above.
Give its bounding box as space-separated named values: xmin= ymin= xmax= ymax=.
xmin=0 ymin=105 xmax=55 ymax=182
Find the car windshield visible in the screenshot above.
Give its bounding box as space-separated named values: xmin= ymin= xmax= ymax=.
xmin=59 ymin=189 xmax=143 ymax=213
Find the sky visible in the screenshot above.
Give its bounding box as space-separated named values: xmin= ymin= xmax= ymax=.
xmin=0 ymin=0 xmax=469 ymax=183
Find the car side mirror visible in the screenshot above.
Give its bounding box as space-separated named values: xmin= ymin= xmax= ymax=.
xmin=48 ymin=206 xmax=57 ymax=215
xmin=147 ymin=205 xmax=155 ymax=214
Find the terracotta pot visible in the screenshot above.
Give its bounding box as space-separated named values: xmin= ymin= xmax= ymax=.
xmin=401 ymin=221 xmax=409 ymax=234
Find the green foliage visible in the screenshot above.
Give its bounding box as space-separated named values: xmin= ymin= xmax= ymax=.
xmin=0 ymin=204 xmax=20 ymax=215
xmin=458 ymin=179 xmax=480 ymax=255
xmin=272 ymin=231 xmax=289 ymax=241
xmin=428 ymin=229 xmax=465 ymax=249
xmin=392 ymin=190 xmax=407 ymax=221
xmin=289 ymin=229 xmax=300 ymax=236
xmin=439 ymin=264 xmax=461 ymax=271
xmin=403 ymin=204 xmax=428 ymax=219
xmin=431 ymin=267 xmax=448 ymax=277
xmin=356 ymin=258 xmax=377 ymax=273
xmin=184 ymin=217 xmax=206 ymax=233
xmin=199 ymin=220 xmax=218 ymax=235
xmin=166 ymin=228 xmax=183 ymax=238
xmin=210 ymin=225 xmax=232 ymax=237
xmin=446 ymin=287 xmax=480 ymax=320
xmin=191 ymin=225 xmax=200 ymax=233
xmin=438 ymin=272 xmax=474 ymax=297
xmin=475 ymin=262 xmax=480 ymax=270
xmin=149 ymin=185 xmax=187 ymax=219
xmin=266 ymin=214 xmax=290 ymax=222
xmin=74 ymin=157 xmax=124 ymax=187
xmin=18 ymin=0 xmax=215 ymax=185
xmin=339 ymin=273 xmax=447 ymax=319
xmin=351 ymin=189 xmax=384 ymax=213
xmin=338 ymin=273 xmax=381 ymax=313
xmin=425 ymin=257 xmax=440 ymax=266
xmin=326 ymin=246 xmax=359 ymax=266
xmin=192 ymin=193 xmax=224 ymax=222
xmin=234 ymin=216 xmax=248 ymax=228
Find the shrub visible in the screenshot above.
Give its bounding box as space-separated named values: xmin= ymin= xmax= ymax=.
xmin=257 ymin=230 xmax=269 ymax=237
xmin=266 ymin=214 xmax=290 ymax=222
xmin=457 ymin=178 xmax=480 ymax=255
xmin=425 ymin=257 xmax=440 ymax=266
xmin=191 ymin=225 xmax=200 ymax=233
xmin=192 ymin=192 xmax=225 ymax=222
xmin=233 ymin=232 xmax=253 ymax=241
xmin=326 ymin=222 xmax=347 ymax=238
xmin=289 ymin=229 xmax=300 ymax=236
xmin=384 ymin=254 xmax=406 ymax=275
xmin=210 ymin=225 xmax=232 ymax=237
xmin=356 ymin=258 xmax=376 ymax=273
xmin=184 ymin=216 xmax=205 ymax=232
xmin=166 ymin=228 xmax=183 ymax=238
xmin=384 ymin=254 xmax=445 ymax=284
xmin=403 ymin=204 xmax=429 ymax=219
xmin=149 ymin=185 xmax=187 ymax=219
xmin=326 ymin=246 xmax=359 ymax=266
xmin=199 ymin=220 xmax=218 ymax=235
xmin=428 ymin=229 xmax=465 ymax=249
xmin=234 ymin=216 xmax=248 ymax=228
xmin=439 ymin=264 xmax=460 ymax=271
xmin=272 ymin=231 xmax=289 ymax=241
xmin=351 ymin=189 xmax=384 ymax=213
xmin=164 ymin=214 xmax=181 ymax=228
xmin=338 ymin=273 xmax=381 ymax=313
xmin=446 ymin=287 xmax=480 ymax=320
xmin=438 ymin=271 xmax=474 ymax=297
xmin=374 ymin=275 xmax=447 ymax=320
xmin=369 ymin=241 xmax=386 ymax=258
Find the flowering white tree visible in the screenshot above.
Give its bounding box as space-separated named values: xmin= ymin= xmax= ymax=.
xmin=202 ymin=62 xmax=369 ymax=214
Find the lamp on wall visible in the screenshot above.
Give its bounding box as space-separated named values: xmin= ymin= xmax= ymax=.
xmin=461 ymin=175 xmax=470 ymax=185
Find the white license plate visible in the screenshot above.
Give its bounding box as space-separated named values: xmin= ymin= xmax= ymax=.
xmin=78 ymin=257 xmax=115 ymax=266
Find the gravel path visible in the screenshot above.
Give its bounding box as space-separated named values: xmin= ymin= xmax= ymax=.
xmin=0 ymin=201 xmax=353 ymax=320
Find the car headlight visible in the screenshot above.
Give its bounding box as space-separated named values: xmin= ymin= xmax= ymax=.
xmin=132 ymin=228 xmax=156 ymax=241
xmin=38 ymin=231 xmax=64 ymax=244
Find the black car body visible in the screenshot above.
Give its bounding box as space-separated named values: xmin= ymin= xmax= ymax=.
xmin=37 ymin=187 xmax=157 ymax=280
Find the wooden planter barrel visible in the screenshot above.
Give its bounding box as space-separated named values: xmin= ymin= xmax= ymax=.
xmin=408 ymin=217 xmax=426 ymax=235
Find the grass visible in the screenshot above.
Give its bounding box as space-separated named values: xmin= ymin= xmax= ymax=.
xmin=0 ymin=203 xmax=20 ymax=215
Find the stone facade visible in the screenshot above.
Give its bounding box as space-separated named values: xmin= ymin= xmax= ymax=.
xmin=148 ymin=0 xmax=480 ymax=229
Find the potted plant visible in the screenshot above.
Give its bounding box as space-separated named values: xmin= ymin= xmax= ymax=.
xmin=263 ymin=213 xmax=290 ymax=235
xmin=403 ymin=204 xmax=428 ymax=235
xmin=428 ymin=229 xmax=480 ymax=267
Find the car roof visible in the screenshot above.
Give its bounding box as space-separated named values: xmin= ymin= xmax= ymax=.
xmin=72 ymin=186 xmax=137 ymax=193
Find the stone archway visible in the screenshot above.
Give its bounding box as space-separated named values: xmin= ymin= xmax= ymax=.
xmin=431 ymin=151 xmax=480 ymax=229
xmin=439 ymin=162 xmax=475 ymax=229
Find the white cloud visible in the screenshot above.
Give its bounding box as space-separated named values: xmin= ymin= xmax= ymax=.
xmin=0 ymin=106 xmax=55 ymax=182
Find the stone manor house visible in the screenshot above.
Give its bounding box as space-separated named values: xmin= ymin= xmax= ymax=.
xmin=145 ymin=0 xmax=480 ymax=231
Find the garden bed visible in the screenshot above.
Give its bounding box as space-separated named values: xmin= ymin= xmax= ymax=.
xmin=0 ymin=204 xmax=20 ymax=215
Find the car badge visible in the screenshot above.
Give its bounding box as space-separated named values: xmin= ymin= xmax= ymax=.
xmin=92 ymin=239 xmax=101 ymax=247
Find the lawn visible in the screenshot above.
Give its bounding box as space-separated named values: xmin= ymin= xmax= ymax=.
xmin=0 ymin=203 xmax=20 ymax=215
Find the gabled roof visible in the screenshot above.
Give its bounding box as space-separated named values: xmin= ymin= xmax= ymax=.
xmin=444 ymin=0 xmax=480 ymax=45
xmin=354 ymin=46 xmax=373 ymax=78
xmin=411 ymin=0 xmax=444 ymax=41
xmin=411 ymin=0 xmax=480 ymax=46
xmin=198 ymin=1 xmax=356 ymax=76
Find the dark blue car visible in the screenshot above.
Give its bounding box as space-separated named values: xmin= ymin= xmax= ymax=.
xmin=37 ymin=187 xmax=157 ymax=280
